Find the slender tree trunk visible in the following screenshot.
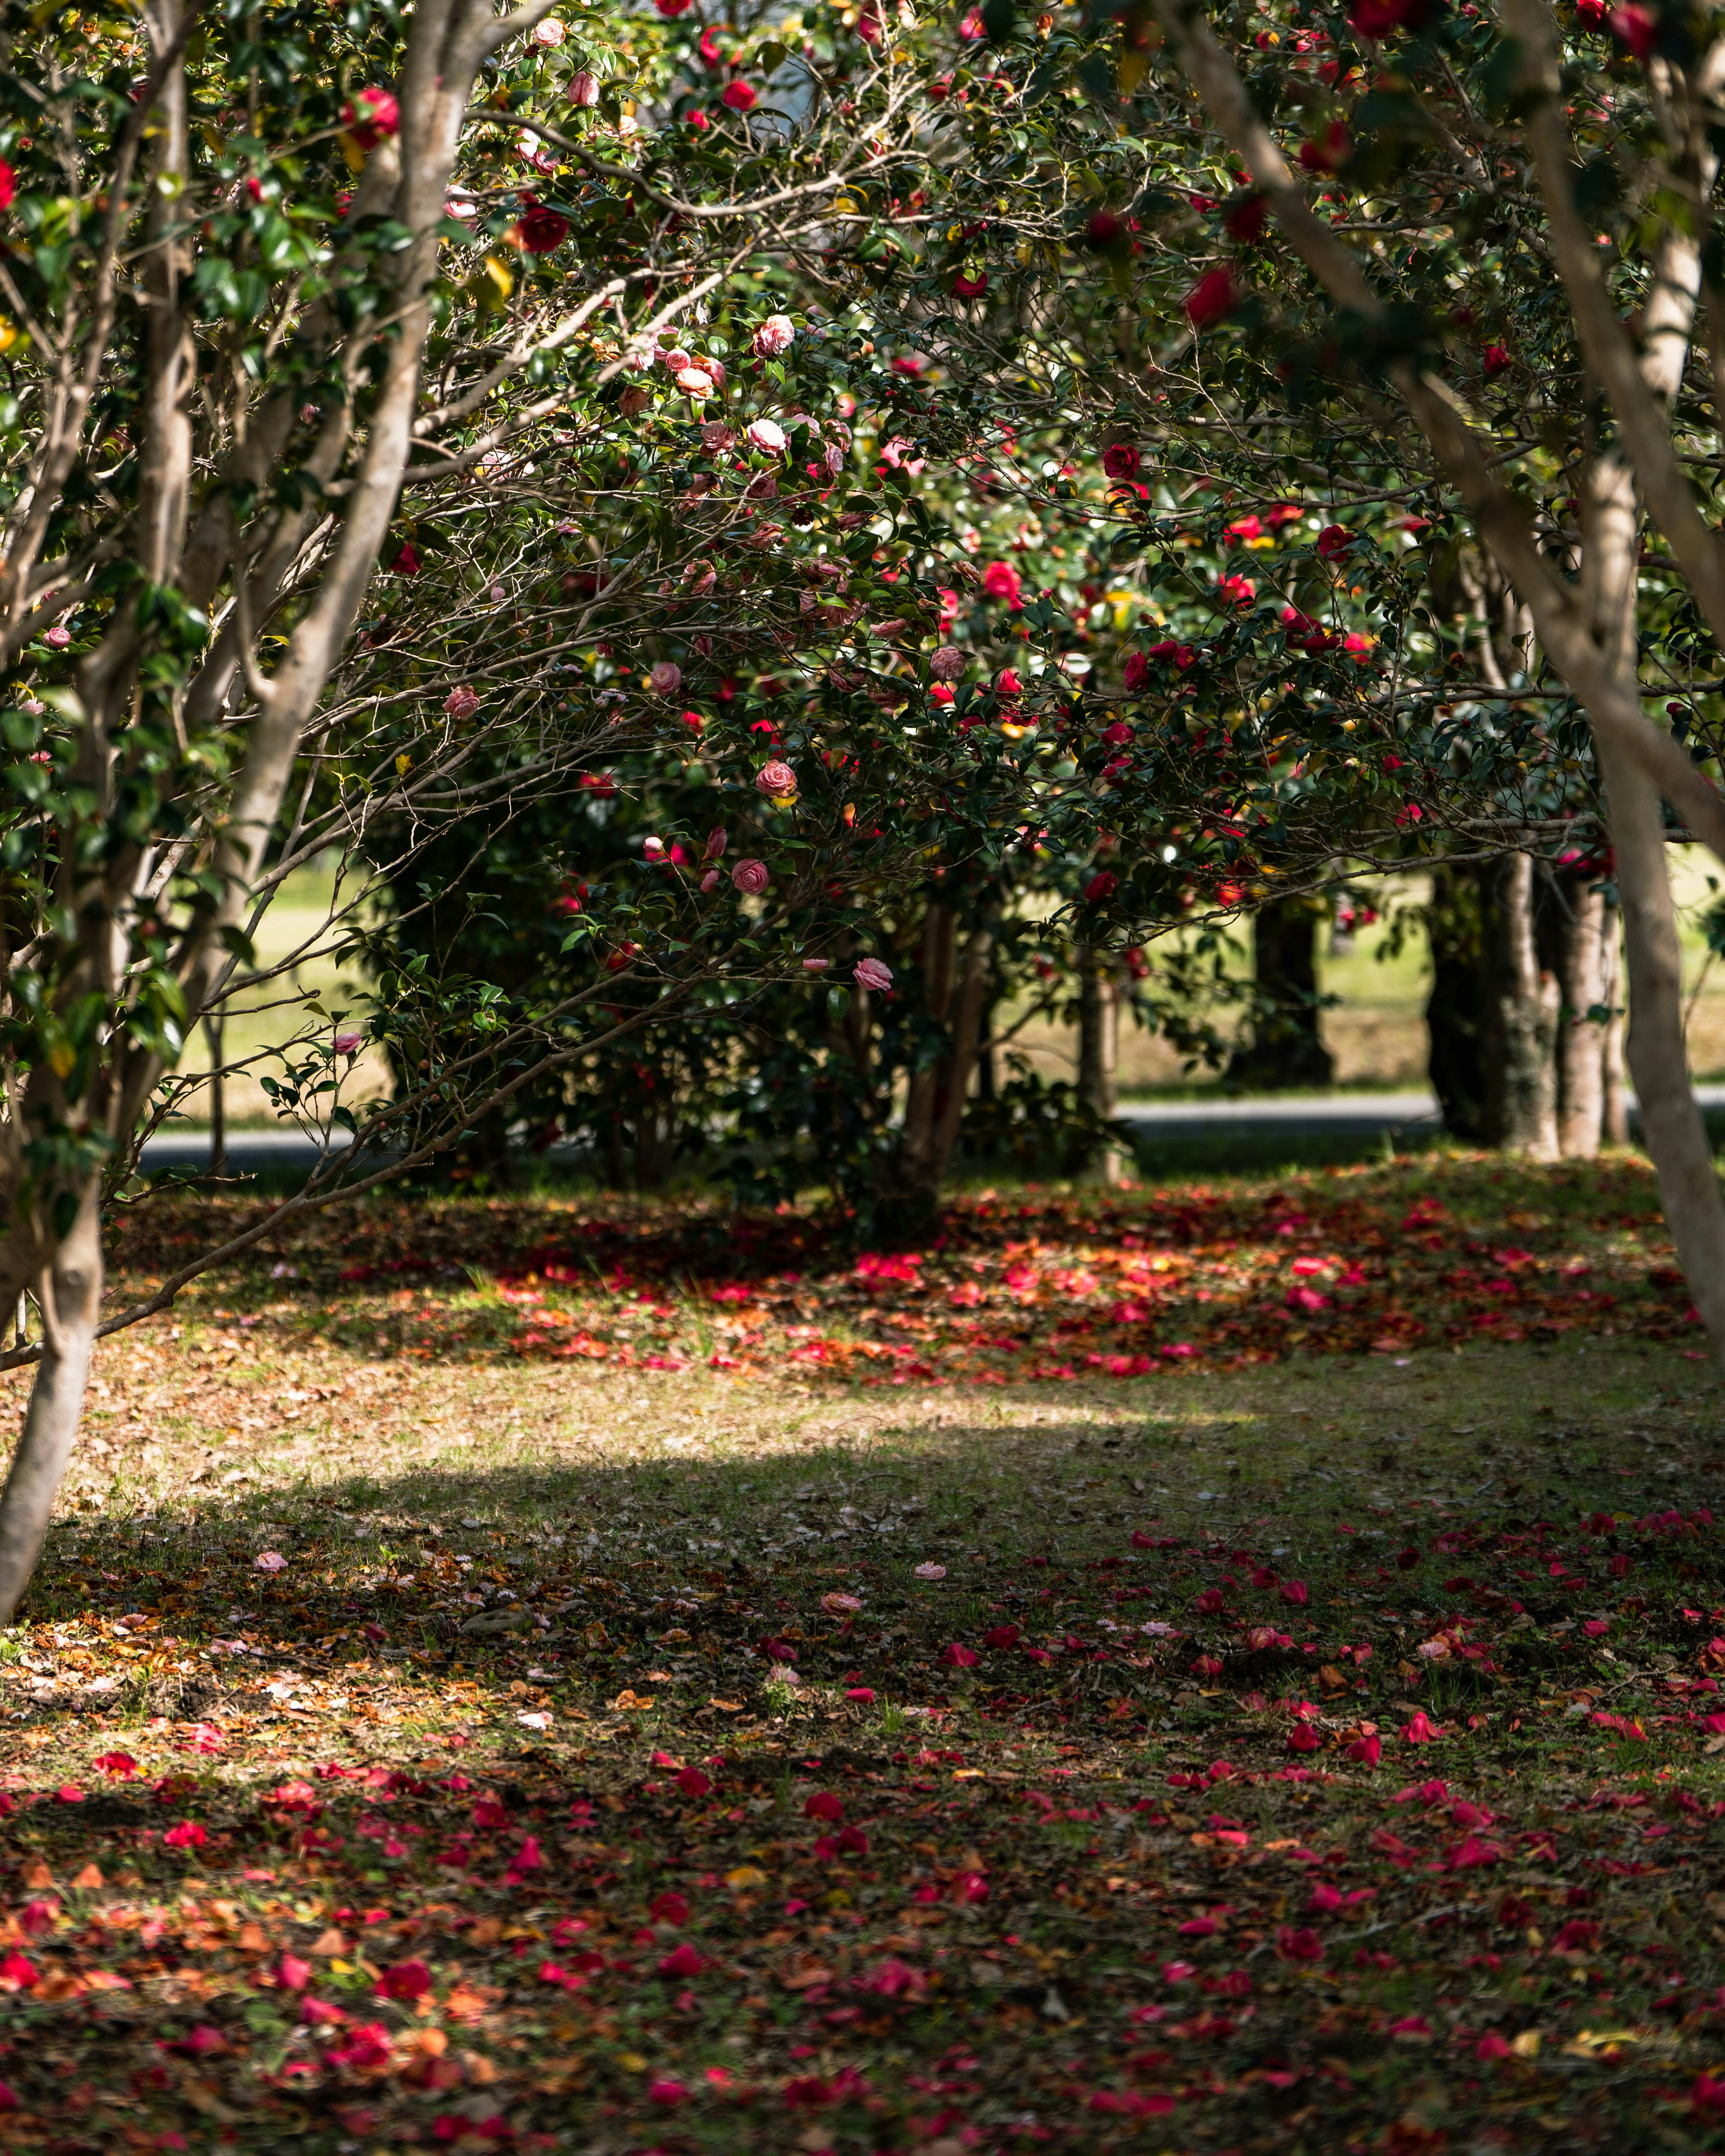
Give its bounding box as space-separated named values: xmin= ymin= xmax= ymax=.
xmin=204 ymin=1015 xmax=226 ymax=1176
xmin=1078 ymin=944 xmax=1120 ymax=1184
xmin=0 ymin=1181 xmax=102 ymax=1624
xmin=1485 ymin=853 xmax=1560 ymax=1158
xmin=1601 ymin=906 xmax=1628 ymax=1144
xmin=879 ymin=901 xmax=994 ymax=1243
xmin=1552 ymin=870 xmax=1608 ymax=1158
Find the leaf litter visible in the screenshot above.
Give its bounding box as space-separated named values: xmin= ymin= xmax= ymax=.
xmin=0 ymin=1151 xmax=1721 ymax=2150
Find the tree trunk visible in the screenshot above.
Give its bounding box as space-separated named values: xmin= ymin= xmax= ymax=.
xmin=204 ymin=1015 xmax=226 ymax=1176
xmin=1587 ymin=449 xmax=1725 ymax=1352
xmin=1228 ymin=897 xmax=1332 ymax=1090
xmin=1485 ymin=853 xmax=1560 ymax=1158
xmin=0 ymin=1181 xmax=102 ymax=1626
xmin=1078 ymin=945 xmax=1120 ymax=1183
xmin=1425 ymin=862 xmax=1491 ymax=1141
xmin=877 ymin=901 xmax=995 ymax=1244
xmin=1551 ymin=870 xmax=1609 ymax=1158
xmin=1601 ymin=906 xmax=1628 ymax=1144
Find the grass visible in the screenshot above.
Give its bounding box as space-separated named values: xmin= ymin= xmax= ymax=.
xmin=3 ymin=1153 xmax=1725 ymax=2151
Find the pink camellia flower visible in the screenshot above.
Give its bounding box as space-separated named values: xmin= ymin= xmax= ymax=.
xmin=704 ymin=827 xmax=727 ymax=858
xmin=722 ymin=80 xmax=757 ymax=111
xmin=755 ymin=758 xmax=797 ymax=799
xmin=569 ymin=68 xmax=599 ymax=105
xmin=619 ymin=386 xmax=652 ymax=418
xmin=941 ymin=1642 xmax=979 ymax=1668
xmin=745 ymin=417 xmax=787 ymax=454
xmin=802 ymin=957 xmax=832 ymax=971
xmin=443 ymin=685 xmax=479 ymax=719
xmin=1185 ymin=266 xmax=1238 ymax=328
xmin=533 ymin=16 xmax=565 ymax=44
xmin=753 ymin=314 xmax=796 ymax=358
xmin=699 ymin=421 xmax=735 ymax=452
xmin=1482 ymin=343 xmax=1513 ymax=376
xmin=44 ymin=624 xmax=71 ymax=649
xmin=982 ymin=560 xmax=1021 ymax=605
xmin=677 ymin=367 xmax=715 ymax=396
xmin=1401 ymin=1711 xmax=1442 ymax=1744
xmin=700 ymin=869 xmax=721 ymax=892
xmin=1102 ymin=443 xmax=1141 ymax=480
xmin=845 ymin=1686 xmax=876 ymax=1703
xmin=1609 ymin=2 xmax=1654 ymax=57
xmin=342 ymin=86 xmax=399 ymax=149
xmin=854 ymin=957 xmax=893 ymax=993
xmin=659 ymin=345 xmax=693 ymax=373
xmin=255 ymin=1550 xmax=287 ymax=1573
xmin=929 ymin=645 xmax=966 ymax=682
xmin=334 ymin=1030 xmax=363 ymax=1056
xmin=648 ymin=660 xmax=683 ymax=696
xmin=164 ymin=1820 xmax=208 ymax=1850
xmin=731 ymin=858 xmax=769 ymax=896
xmin=643 ymin=836 xmax=665 ymax=860
xmin=1084 ymin=870 xmax=1119 ymax=905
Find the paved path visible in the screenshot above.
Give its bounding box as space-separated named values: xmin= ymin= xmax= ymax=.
xmin=135 ymin=1085 xmax=1725 ymax=1179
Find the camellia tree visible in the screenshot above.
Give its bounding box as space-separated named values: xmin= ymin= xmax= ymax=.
xmin=0 ymin=0 xmax=1170 ymax=1620
xmin=821 ymin=0 xmax=1725 ymax=1350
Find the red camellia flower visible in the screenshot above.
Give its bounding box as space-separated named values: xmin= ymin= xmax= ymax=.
xmin=1123 ymin=651 xmax=1149 ymax=691
xmin=1609 ymin=3 xmax=1655 ymax=57
xmin=658 ymin=1941 xmax=708 ymax=1977
xmin=1482 ymin=343 xmax=1513 ymax=376
xmin=517 ymin=202 xmax=571 ymax=253
xmin=982 ymin=1623 xmax=1021 ymax=1649
xmin=389 ymin=542 xmax=420 ymax=576
xmin=1349 ymin=0 xmax=1427 ymax=33
xmin=1287 ymin=1723 xmax=1321 ymax=1754
xmin=994 ymin=667 xmax=1022 ymax=698
xmin=953 ymin=270 xmax=988 ymax=298
xmin=1185 ymin=266 xmax=1237 ymax=328
xmin=1575 ymin=0 xmax=1609 ymax=22
xmin=1084 ymin=870 xmax=1119 ymax=905
xmin=651 ymin=1891 xmax=691 ymax=1925
xmin=941 ymin=1641 xmax=980 ymax=1668
xmin=805 ymin=1790 xmax=844 ymax=1822
xmin=1223 ymin=190 xmax=1268 ymax=242
xmin=1087 ymin=209 xmax=1125 ymax=246
xmin=675 ymin=1765 xmax=712 ymax=1797
xmin=721 ymin=80 xmax=758 ymax=110
xmin=982 ymin=559 xmax=1022 ymax=604
xmin=1102 ymin=443 xmax=1141 ymax=480
xmin=376 ymin=1960 xmax=433 ymax=2001
xmin=1315 ymin=523 xmax=1353 ymax=560
xmin=342 ymin=87 xmax=400 ymax=149
xmin=0 ymin=161 xmax=15 ymax=212
xmin=1298 ymin=121 xmax=1351 ymax=174
xmin=1276 ymin=1926 xmax=1324 ymax=1963
xmin=655 ymin=0 xmax=693 ymax=13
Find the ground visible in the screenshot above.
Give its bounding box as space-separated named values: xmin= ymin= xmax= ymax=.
xmin=2 ymin=1150 xmax=1725 ymax=2154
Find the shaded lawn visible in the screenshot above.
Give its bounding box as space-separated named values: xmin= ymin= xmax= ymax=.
xmin=1 ymin=1155 xmax=1724 ymax=2152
